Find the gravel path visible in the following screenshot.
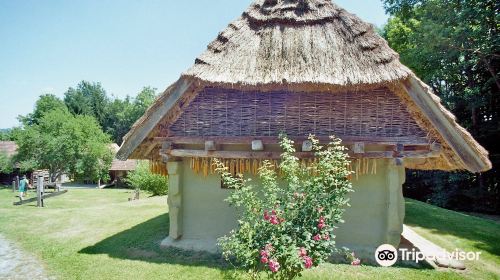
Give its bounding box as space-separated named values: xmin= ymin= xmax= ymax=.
xmin=0 ymin=234 xmax=50 ymax=280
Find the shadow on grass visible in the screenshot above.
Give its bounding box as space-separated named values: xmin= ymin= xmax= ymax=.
xmin=79 ymin=214 xmax=231 ymax=270
xmin=79 ymin=212 xmax=433 ymax=275
xmin=404 ymin=199 xmax=500 ymax=257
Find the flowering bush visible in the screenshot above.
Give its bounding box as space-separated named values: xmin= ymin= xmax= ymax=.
xmin=346 ymin=251 xmax=361 ymax=266
xmin=216 ymin=135 xmax=353 ymax=279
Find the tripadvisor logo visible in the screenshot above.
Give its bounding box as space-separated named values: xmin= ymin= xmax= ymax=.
xmin=375 ymin=244 xmax=482 ymax=267
xmin=375 ymin=244 xmax=398 ymax=267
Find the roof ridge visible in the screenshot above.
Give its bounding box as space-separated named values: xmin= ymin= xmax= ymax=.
xmin=243 ymin=0 xmax=340 ymax=25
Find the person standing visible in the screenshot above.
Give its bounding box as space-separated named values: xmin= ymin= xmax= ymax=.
xmin=18 ymin=175 xmax=28 ymax=200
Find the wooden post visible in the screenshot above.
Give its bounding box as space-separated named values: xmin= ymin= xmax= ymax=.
xmin=353 ymin=142 xmax=365 ymax=154
xmin=251 ymin=140 xmax=264 ymax=151
xmin=167 ymin=161 xmax=183 ymax=239
xmin=12 ymin=180 xmax=16 ymax=192
xmin=37 ymin=175 xmax=44 ymax=207
xmin=15 ymin=175 xmax=19 ymax=192
xmin=302 ymin=140 xmax=313 ymax=152
xmin=205 ymin=140 xmax=216 ymax=151
xmin=385 ymin=160 xmax=406 ymax=246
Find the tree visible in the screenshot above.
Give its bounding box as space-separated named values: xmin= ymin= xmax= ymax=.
xmin=0 ymin=129 xmax=14 ymax=141
xmin=103 ymin=97 xmax=134 ymax=145
xmin=64 ymin=81 xmax=109 ymax=127
xmin=19 ymin=94 xmax=68 ymax=126
xmin=383 ymin=0 xmax=422 ymax=19
xmin=383 ymin=0 xmax=500 ymax=213
xmin=103 ymin=87 xmax=157 ymax=144
xmin=15 ymin=109 xmax=113 ymax=182
xmin=134 ymin=86 xmax=157 ymax=111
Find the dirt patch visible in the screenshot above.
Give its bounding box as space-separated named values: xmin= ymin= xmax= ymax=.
xmin=0 ymin=234 xmax=51 ymax=280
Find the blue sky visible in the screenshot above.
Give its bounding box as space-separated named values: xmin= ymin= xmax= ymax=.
xmin=0 ymin=0 xmax=388 ymax=128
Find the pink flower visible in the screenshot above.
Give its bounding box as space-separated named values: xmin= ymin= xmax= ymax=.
xmin=260 ymin=250 xmax=269 ymax=258
xmin=317 ymin=216 xmax=326 ymax=229
xmin=303 ymin=256 xmax=313 ymax=269
xmin=269 ymin=259 xmax=280 ymax=272
xmin=271 ymin=210 xmax=277 ymax=215
xmin=313 ymin=234 xmax=322 ymax=241
xmin=261 ymin=256 xmax=269 ymax=264
xmin=323 ymin=232 xmax=330 ymax=240
xmin=264 ymin=210 xmax=270 ymax=221
xmin=298 ymin=247 xmax=307 ymax=257
xmin=269 ymin=215 xmax=279 ymax=225
xmin=351 ymin=258 xmax=361 ymax=266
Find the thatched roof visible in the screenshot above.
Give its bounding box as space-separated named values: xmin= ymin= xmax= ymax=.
xmin=117 ymin=0 xmax=491 ymax=173
xmin=108 ymin=143 xmax=137 ymax=171
xmin=110 ymin=159 xmax=137 ymax=171
xmin=0 ymin=141 xmax=17 ymax=158
xmin=183 ymin=0 xmax=412 ymax=87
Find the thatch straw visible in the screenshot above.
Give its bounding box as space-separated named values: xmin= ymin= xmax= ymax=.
xmin=0 ymin=141 xmax=17 ymax=158
xmin=183 ymin=0 xmax=412 ymax=87
xmin=117 ymin=0 xmax=491 ymax=173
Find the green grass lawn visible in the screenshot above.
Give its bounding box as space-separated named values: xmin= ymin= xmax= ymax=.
xmin=0 ymin=187 xmax=498 ymax=279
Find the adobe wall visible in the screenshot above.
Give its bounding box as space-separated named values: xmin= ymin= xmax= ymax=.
xmin=161 ymin=159 xmax=406 ymax=258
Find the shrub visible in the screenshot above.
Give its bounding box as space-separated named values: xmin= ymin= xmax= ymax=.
xmin=126 ymin=161 xmax=168 ymax=196
xmin=216 ymin=135 xmax=353 ymax=279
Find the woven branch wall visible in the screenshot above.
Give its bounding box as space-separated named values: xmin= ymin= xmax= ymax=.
xmin=163 ymin=87 xmax=428 ymax=139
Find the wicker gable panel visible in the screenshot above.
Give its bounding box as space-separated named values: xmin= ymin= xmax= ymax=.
xmin=166 ymin=87 xmax=429 ymax=139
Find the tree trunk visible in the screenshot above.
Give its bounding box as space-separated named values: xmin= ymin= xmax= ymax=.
xmin=486 ymin=60 xmax=500 ymax=91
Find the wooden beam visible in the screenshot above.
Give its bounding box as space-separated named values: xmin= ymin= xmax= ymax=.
xmin=353 ymin=142 xmax=365 ymax=154
xmin=403 ymin=77 xmax=490 ymax=172
xmin=205 ymin=141 xmax=216 ymax=151
xmin=156 ymin=135 xmax=431 ymax=146
xmin=167 ymin=149 xmax=440 ymax=160
xmin=169 ymin=149 xmax=313 ymax=159
xmin=431 ymin=143 xmax=442 ymax=152
xmin=400 ymin=150 xmax=440 ymax=158
xmin=13 ymin=190 xmax=68 ymax=206
xmin=351 ymin=150 xmax=439 ymax=159
xmin=116 ymin=78 xmax=194 ymax=160
xmin=251 ymin=140 xmax=264 ymax=151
